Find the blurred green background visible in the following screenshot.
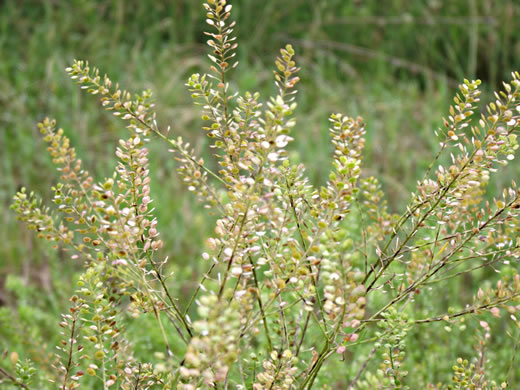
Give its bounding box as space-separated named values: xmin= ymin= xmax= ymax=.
xmin=2 ymin=0 xmax=520 ymax=387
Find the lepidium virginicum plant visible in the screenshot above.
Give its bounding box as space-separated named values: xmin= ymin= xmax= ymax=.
xmin=7 ymin=0 xmax=520 ymax=388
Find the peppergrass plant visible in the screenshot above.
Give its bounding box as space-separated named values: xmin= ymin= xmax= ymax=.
xmin=6 ymin=1 xmax=520 ymax=388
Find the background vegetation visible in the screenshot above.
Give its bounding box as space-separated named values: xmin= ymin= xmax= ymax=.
xmin=2 ymin=0 xmax=520 ymax=387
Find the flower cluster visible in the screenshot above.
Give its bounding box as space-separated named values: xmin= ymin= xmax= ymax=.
xmin=179 ymin=293 xmax=241 ymax=388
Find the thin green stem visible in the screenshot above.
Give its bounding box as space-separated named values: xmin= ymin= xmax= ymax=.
xmin=249 ymin=255 xmax=273 ymax=351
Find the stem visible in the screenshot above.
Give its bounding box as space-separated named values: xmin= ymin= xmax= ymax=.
xmin=148 ymin=257 xmax=193 ymax=338
xmin=62 ymin=308 xmax=79 ymax=389
xmin=295 ymin=313 xmax=311 ymax=357
xmin=184 ymin=217 xmax=240 ymax=315
xmin=414 ymin=293 xmax=520 ymax=324
xmin=268 ymin=361 xmax=284 ymax=390
xmin=217 ymin=199 xmax=251 ymax=300
xmin=0 ymin=366 xmax=30 ymax=389
xmin=133 ymin=363 xmax=142 ymax=390
xmin=184 ymin=263 xmax=216 ymax=315
xmin=151 ymin=300 xmax=173 ymax=357
xmin=300 ymin=344 xmax=333 ymax=389
xmin=347 ymin=346 xmax=377 ymax=389
xmin=249 ymin=255 xmax=273 ymax=351
xmin=285 ymin=176 xmax=328 ymax=337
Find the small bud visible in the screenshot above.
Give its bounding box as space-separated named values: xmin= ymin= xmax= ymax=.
xmin=10 ymin=352 xmax=19 ymax=365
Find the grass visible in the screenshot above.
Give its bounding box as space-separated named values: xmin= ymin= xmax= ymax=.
xmin=2 ymin=0 xmax=520 ymax=387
